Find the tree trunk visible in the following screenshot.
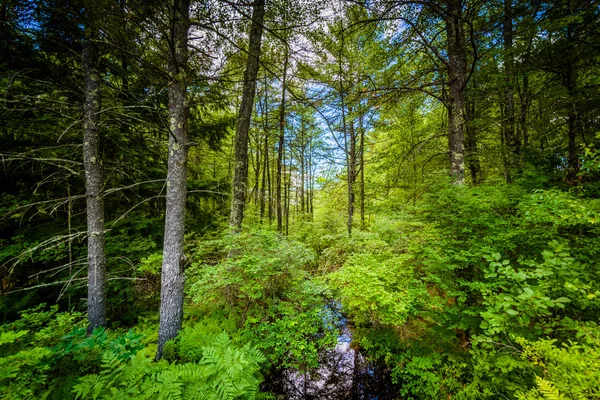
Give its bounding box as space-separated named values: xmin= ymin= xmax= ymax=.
xmin=156 ymin=0 xmax=190 ymax=360
xmin=282 ymin=141 xmax=289 ymax=235
xmin=519 ymin=74 xmax=529 ymax=151
xmin=308 ymin=135 xmax=314 ymax=221
xmin=300 ymin=120 xmax=305 ymax=214
xmin=502 ymin=0 xmax=519 ymax=182
xmin=260 ymin=74 xmax=269 ymax=222
xmin=276 ymin=48 xmax=288 ymax=233
xmin=359 ymin=113 xmax=365 ymax=229
xmin=565 ymin=17 xmax=580 ymax=181
xmin=347 ymin=118 xmax=356 ymax=236
xmin=446 ymin=0 xmax=467 ymax=184
xmin=229 ymin=0 xmax=266 ymax=229
xmin=337 ymin=24 xmax=352 ymax=235
xmin=464 ymin=90 xmax=480 ymax=184
xmin=82 ymin=6 xmax=107 ymax=333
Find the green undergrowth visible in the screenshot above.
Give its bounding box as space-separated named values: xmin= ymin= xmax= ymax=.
xmin=306 ymin=181 xmax=600 ymax=399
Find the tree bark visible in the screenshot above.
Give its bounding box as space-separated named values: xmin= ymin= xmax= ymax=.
xmin=465 ymin=90 xmax=480 ymax=184
xmin=347 ymin=118 xmax=356 ymax=236
xmin=276 ymin=48 xmax=288 ymax=233
xmin=229 ymin=0 xmax=266 ymax=229
xmin=300 ymin=120 xmax=305 ymax=214
xmin=156 ymin=0 xmax=190 ymax=360
xmin=446 ymin=0 xmax=467 ymax=184
xmin=82 ymin=5 xmax=107 ymax=334
xmin=359 ymin=112 xmax=365 ymax=229
xmin=502 ymin=0 xmax=519 ymax=182
xmin=260 ymin=75 xmax=269 ymax=222
xmin=564 ymin=16 xmax=580 ymax=181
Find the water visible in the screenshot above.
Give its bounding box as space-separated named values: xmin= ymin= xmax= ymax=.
xmin=263 ymin=302 xmax=399 ymax=399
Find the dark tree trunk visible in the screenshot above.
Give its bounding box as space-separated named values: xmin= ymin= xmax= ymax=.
xmin=308 ymin=135 xmax=314 ymax=221
xmin=464 ymin=90 xmax=480 ymax=184
xmin=300 ymin=120 xmax=305 ymax=214
xmin=276 ymin=49 xmax=288 ymax=233
xmin=260 ymin=75 xmax=269 ymax=222
xmin=565 ymin=19 xmax=580 ymax=181
xmin=253 ymin=133 xmax=260 ymax=207
xmin=82 ymin=6 xmax=107 ymax=333
xmin=337 ymin=26 xmax=352 ymax=235
xmin=519 ymin=74 xmax=529 ymax=151
xmin=446 ymin=0 xmax=467 ymax=184
xmin=156 ymin=0 xmax=190 ymax=360
xmin=282 ymin=143 xmax=289 ymax=235
xmin=229 ymin=0 xmax=266 ymax=229
xmin=502 ymin=0 xmax=520 ymax=182
xmin=359 ymin=113 xmax=365 ymax=229
xmin=347 ymin=118 xmax=356 ymax=236
xmin=566 ymin=67 xmax=580 ymax=180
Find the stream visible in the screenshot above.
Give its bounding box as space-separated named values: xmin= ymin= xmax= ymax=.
xmin=263 ymin=303 xmax=399 ymax=399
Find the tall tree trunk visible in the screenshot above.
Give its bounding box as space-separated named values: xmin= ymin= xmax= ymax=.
xmin=359 ymin=113 xmax=365 ymax=229
xmin=308 ymin=135 xmax=314 ymax=221
xmin=82 ymin=5 xmax=107 ymax=333
xmin=347 ymin=118 xmax=356 ymax=236
xmin=282 ymin=141 xmax=289 ymax=235
xmin=260 ymin=75 xmax=269 ymax=222
xmin=566 ymin=66 xmax=579 ymax=180
xmin=276 ymin=48 xmax=288 ymax=233
xmin=156 ymin=0 xmax=190 ymax=360
xmin=253 ymin=131 xmax=260 ymax=207
xmin=446 ymin=0 xmax=467 ymax=184
xmin=229 ymin=0 xmax=266 ymax=229
xmin=565 ymin=16 xmax=580 ymax=181
xmin=269 ymin=142 xmax=275 ymax=222
xmin=337 ymin=23 xmax=352 ymax=235
xmin=502 ymin=0 xmax=519 ymax=182
xmin=519 ymin=74 xmax=529 ymax=151
xmin=465 ymin=90 xmax=480 ymax=184
xmin=300 ymin=120 xmax=305 ymax=214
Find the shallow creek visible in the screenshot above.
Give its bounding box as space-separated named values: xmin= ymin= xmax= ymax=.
xmin=264 ymin=304 xmax=399 ymax=399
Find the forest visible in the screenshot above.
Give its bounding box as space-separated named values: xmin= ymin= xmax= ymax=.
xmin=1 ymin=0 xmax=600 ymax=398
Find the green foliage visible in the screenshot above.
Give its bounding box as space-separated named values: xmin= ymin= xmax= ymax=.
xmin=188 ymin=230 xmax=338 ymax=371
xmin=73 ymin=331 xmax=265 ymax=400
xmin=327 ymin=252 xmax=416 ymax=326
xmin=515 ymin=326 xmax=600 ymax=400
xmin=0 ymin=305 xmax=265 ymax=400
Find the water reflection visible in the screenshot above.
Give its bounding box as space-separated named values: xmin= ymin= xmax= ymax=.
xmin=263 ymin=303 xmax=399 ymax=399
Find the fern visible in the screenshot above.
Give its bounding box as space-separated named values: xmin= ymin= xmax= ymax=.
xmin=536 ymin=377 xmax=565 ymax=400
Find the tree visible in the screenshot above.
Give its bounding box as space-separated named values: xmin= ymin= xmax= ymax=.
xmin=229 ymin=0 xmax=266 ymax=230
xmin=157 ymin=0 xmax=190 ymax=360
xmin=82 ymin=0 xmax=107 ymax=333
xmin=445 ymin=0 xmax=468 ymax=184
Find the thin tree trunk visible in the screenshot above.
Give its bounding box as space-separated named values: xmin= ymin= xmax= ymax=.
xmin=308 ymin=135 xmax=314 ymax=221
xmin=347 ymin=118 xmax=356 ymax=236
xmin=156 ymin=0 xmax=190 ymax=360
xmin=337 ymin=22 xmax=352 ymax=235
xmin=465 ymin=90 xmax=480 ymax=184
xmin=300 ymin=120 xmax=305 ymax=214
xmin=359 ymin=113 xmax=365 ymax=229
xmin=565 ymin=17 xmax=580 ymax=181
xmin=283 ymin=142 xmax=289 ymax=235
xmin=502 ymin=0 xmax=519 ymax=182
xmin=269 ymin=142 xmax=275 ymax=222
xmin=229 ymin=0 xmax=265 ymax=229
xmin=253 ymin=130 xmax=260 ymax=207
xmin=446 ymin=0 xmax=467 ymax=184
xmin=519 ymin=74 xmax=529 ymax=149
xmin=260 ymin=75 xmax=269 ymax=222
xmin=276 ymin=48 xmax=288 ymax=233
xmin=67 ymin=180 xmax=73 ymax=310
xmin=82 ymin=7 xmax=107 ymax=333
